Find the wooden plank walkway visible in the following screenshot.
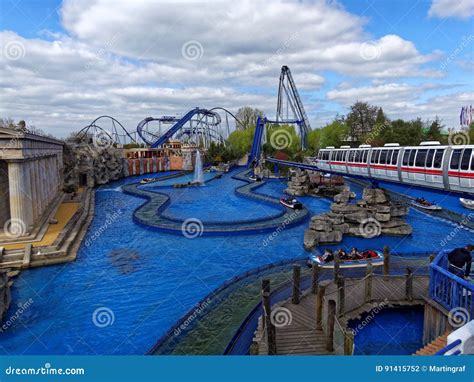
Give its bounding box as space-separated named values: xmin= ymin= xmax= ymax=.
xmin=255 ymin=292 xmax=333 ymax=355
xmin=254 ymin=275 xmax=429 ymax=355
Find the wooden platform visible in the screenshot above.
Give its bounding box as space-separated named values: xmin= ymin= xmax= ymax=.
xmin=254 ymin=275 xmax=430 ymax=355
xmin=254 ymin=292 xmax=333 ymax=355
xmin=414 ymin=332 xmax=449 ymax=355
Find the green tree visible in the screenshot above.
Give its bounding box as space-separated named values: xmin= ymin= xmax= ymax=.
xmin=319 ymin=121 xmax=350 ymax=148
xmin=425 ymin=117 xmax=444 ymax=142
xmin=345 ymin=101 xmax=378 ymax=143
xmin=235 ymin=107 xmax=264 ymax=130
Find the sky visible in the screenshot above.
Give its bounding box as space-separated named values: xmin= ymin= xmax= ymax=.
xmin=0 ymin=0 xmax=473 ymax=138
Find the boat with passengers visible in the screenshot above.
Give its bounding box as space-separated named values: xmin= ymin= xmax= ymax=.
xmin=307 ymin=249 xmax=384 ymax=269
xmin=313 ymin=141 xmax=474 ymax=195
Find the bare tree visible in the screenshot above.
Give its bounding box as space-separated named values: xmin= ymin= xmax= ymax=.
xmin=235 ymin=107 xmax=264 ymax=130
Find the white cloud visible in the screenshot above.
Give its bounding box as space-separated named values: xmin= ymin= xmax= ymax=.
xmin=428 ymin=0 xmax=474 ymax=19
xmin=327 ymin=82 xmax=472 ymax=128
xmin=0 ymin=0 xmax=467 ymax=137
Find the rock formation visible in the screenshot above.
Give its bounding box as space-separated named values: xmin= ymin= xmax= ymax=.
xmin=304 ymin=187 xmax=411 ymax=250
xmin=284 ymin=168 xmax=310 ymax=196
xmin=63 ymin=136 xmax=124 ymax=189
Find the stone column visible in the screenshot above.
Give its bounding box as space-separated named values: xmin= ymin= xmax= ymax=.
xmin=8 ymin=161 xmax=34 ymax=233
xmin=27 ymin=160 xmax=38 ymax=223
xmin=35 ymin=159 xmax=44 ymax=218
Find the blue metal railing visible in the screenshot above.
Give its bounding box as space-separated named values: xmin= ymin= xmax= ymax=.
xmin=429 ymin=251 xmax=474 ymax=319
xmin=435 ymin=339 xmax=462 ymax=355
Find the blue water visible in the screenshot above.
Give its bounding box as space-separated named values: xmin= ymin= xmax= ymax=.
xmin=349 ymin=306 xmax=424 ymax=355
xmin=1 ymin=171 xmax=472 ymax=355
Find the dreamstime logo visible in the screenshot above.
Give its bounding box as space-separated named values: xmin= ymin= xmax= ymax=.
xmin=3 ymin=40 xmax=26 ymax=61
xmin=359 ymin=218 xmax=381 ymax=238
xmin=351 ymin=299 xmax=388 ymax=336
xmin=448 ymin=130 xmax=470 ymax=146
xmin=181 ymin=40 xmax=203 ymax=61
xmin=263 ymin=210 xmax=299 ymax=247
xmin=270 ymin=307 xmax=292 ymax=328
xmin=181 ymin=218 xmax=204 ymax=239
xmin=448 ymin=307 xmax=470 ymax=328
xmin=3 ymin=218 xmax=26 ymax=238
xmin=440 ymin=212 xmax=473 ymax=247
xmin=359 ymin=41 xmax=381 ymax=61
xmin=270 ymin=129 xmax=292 ymax=150
xmin=92 ymin=307 xmax=115 ymax=328
xmin=92 ymin=130 xmax=114 ymax=149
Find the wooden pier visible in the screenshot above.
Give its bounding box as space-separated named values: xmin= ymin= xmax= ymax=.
xmin=253 ymin=258 xmax=430 ymax=355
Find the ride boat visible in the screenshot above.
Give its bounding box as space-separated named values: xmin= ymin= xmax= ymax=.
xmin=140 ymin=178 xmax=156 ymax=184
xmin=249 ymin=174 xmax=262 ymax=181
xmin=411 ymin=198 xmax=442 ymax=211
xmin=460 ymin=198 xmax=474 ymax=210
xmin=280 ymin=197 xmax=303 ymax=210
xmin=307 ymin=250 xmax=384 ymax=269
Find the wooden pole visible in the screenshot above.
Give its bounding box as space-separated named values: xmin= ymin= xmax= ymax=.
xmin=326 ymin=299 xmax=336 ymax=352
xmin=316 ymin=285 xmax=325 ymax=331
xmin=405 ymin=267 xmax=413 ymax=302
xmin=334 ymin=252 xmax=341 ymax=282
xmin=429 ymin=254 xmax=435 ymax=263
xmin=292 ymin=264 xmax=301 ymax=304
xmin=383 ymin=245 xmax=390 ymax=278
xmin=337 ymin=276 xmax=345 ymax=316
xmin=365 ymin=261 xmax=373 ymax=303
xmin=262 ymin=279 xmax=276 ymax=355
xmin=344 ymin=330 xmax=354 ymax=355
xmin=311 ymin=264 xmax=319 ymax=294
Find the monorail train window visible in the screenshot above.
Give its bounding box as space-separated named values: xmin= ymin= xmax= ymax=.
xmin=408 ymin=150 xmax=416 ymax=166
xmin=433 ymin=149 xmax=444 ymax=168
xmin=387 ymin=150 xmax=393 ymax=164
xmin=461 ymin=149 xmax=472 ymax=170
xmin=371 ymin=150 xmax=380 ymax=163
xmin=362 ymin=150 xmax=369 ymax=162
xmin=402 ymin=150 xmax=410 ymax=166
xmin=392 ymin=150 xmax=399 ymax=165
xmin=348 ymin=150 xmax=355 ymax=162
xmin=355 ymin=150 xmax=362 ymax=163
xmin=426 ymin=149 xmax=435 ymax=168
xmin=450 ymin=149 xmax=462 ymax=169
xmin=415 ymin=149 xmax=427 ymax=167
xmin=379 ymin=150 xmax=388 ymax=164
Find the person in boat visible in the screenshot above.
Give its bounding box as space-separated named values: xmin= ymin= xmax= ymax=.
xmin=321 ymin=249 xmax=334 ymax=263
xmin=349 ymin=247 xmax=362 ymax=260
xmin=337 ymin=249 xmax=349 ymax=260
xmin=361 ymin=249 xmax=378 ymax=259
xmin=447 ymin=244 xmax=474 ymax=279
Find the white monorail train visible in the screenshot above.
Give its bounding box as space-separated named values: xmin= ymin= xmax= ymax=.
xmin=314 ymin=142 xmax=474 ymax=195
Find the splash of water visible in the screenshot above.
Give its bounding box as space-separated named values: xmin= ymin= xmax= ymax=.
xmin=193 ymin=150 xmax=204 ymax=184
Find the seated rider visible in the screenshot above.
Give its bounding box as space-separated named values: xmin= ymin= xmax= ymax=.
xmin=337 ymin=249 xmax=348 ymax=260
xmin=321 ymin=249 xmax=334 ymax=263
xmin=350 ymin=247 xmax=362 ymax=260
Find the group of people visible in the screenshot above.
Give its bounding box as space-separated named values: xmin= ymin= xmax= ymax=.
xmin=320 ymin=248 xmax=378 ymax=263
xmin=415 ymin=197 xmax=434 ymax=207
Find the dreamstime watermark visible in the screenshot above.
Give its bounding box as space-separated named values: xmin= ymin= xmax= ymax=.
xmin=84 ymin=32 xmax=122 ymax=70
xmin=2 ymin=40 xmax=26 ymax=61
xmin=0 ymin=298 xmax=34 ymax=333
xmin=5 ymin=363 xmax=85 ymax=376
xmin=448 ymin=307 xmax=470 ymax=328
xmin=265 ymin=32 xmax=300 ymax=67
xmin=448 ymin=130 xmax=470 ymax=146
xmin=84 ymin=210 xmax=122 ymax=247
xmin=359 ymin=41 xmax=381 ymax=61
xmin=181 ymin=218 xmax=204 ymax=239
xmin=174 ymin=298 xmax=212 ymax=336
xmin=92 ymin=129 xmax=114 ymax=150
xmin=358 ymin=218 xmax=382 ymax=238
xmin=0 ymin=130 xmax=23 ymax=156
xmin=181 ymin=40 xmax=204 ymax=61
xmin=440 ymin=213 xmax=473 ymax=247
xmin=365 ymin=121 xmax=391 ymax=145
xmin=440 ymin=35 xmax=474 ymax=70
xmin=92 ymin=307 xmax=115 ymax=328
xmin=3 ymin=218 xmax=27 ymax=238
xmin=270 ymin=306 xmax=293 ymax=328
xmin=351 ymin=299 xmax=388 ymax=336
xmin=263 ymin=210 xmax=299 ymax=247
xmin=269 ymin=129 xmax=293 ymax=150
